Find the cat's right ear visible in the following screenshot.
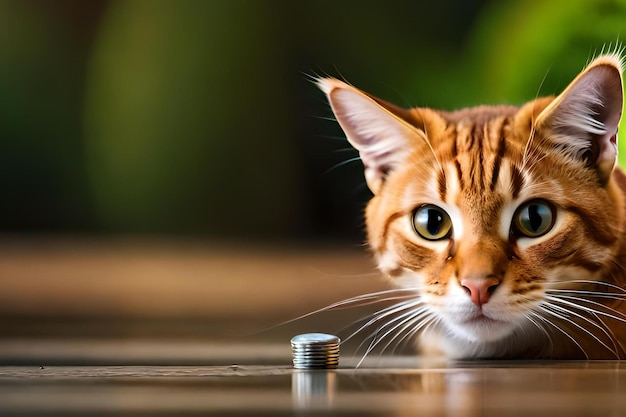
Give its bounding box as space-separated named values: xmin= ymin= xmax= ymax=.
xmin=532 ymin=54 xmax=624 ymax=183
xmin=318 ymin=78 xmax=423 ymax=194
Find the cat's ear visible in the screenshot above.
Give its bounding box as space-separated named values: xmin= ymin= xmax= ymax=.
xmin=318 ymin=78 xmax=425 ymax=194
xmin=534 ymin=54 xmax=624 ymax=183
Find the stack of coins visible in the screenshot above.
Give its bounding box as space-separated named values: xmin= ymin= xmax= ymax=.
xmin=290 ymin=333 xmax=340 ymax=369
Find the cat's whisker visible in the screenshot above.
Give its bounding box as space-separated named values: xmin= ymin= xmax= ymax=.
xmin=523 ymin=311 xmax=554 ymax=353
xmin=338 ymin=301 xmax=425 ymax=342
xmin=314 ymin=115 xmax=338 ymax=123
xmin=353 ymin=307 xmax=427 ymax=364
xmin=387 ymin=313 xmax=440 ymax=356
xmin=373 ymin=308 xmax=431 ymax=356
xmin=326 ymin=294 xmax=421 ymax=314
xmin=322 ymin=156 xmax=363 ymax=177
xmin=544 ymin=294 xmax=626 ymax=355
xmin=352 ymin=313 xmax=426 ymax=369
xmin=357 ymin=338 xmax=379 ymax=368
xmin=546 ymin=294 xmax=626 ymax=323
xmin=332 ymin=297 xmax=423 ymax=337
xmin=319 ymin=289 xmax=416 ymax=307
xmin=341 ymin=299 xmax=424 ymax=345
xmin=546 ymin=280 xmax=626 ymax=293
xmin=251 ymin=288 xmax=421 ymax=335
xmin=383 ymin=316 xmax=423 ymax=356
xmin=545 ymin=296 xmax=622 ymax=353
xmin=540 ymin=301 xmax=620 ymax=358
xmin=546 ymin=289 xmax=626 ymax=302
xmin=542 ymin=300 xmax=615 ymax=341
xmin=590 ymin=311 xmax=621 ymax=356
xmin=332 ymin=147 xmax=360 ymax=154
xmin=529 ymin=309 xmax=590 ymax=360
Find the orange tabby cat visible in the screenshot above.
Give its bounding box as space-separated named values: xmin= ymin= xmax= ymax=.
xmin=319 ymin=53 xmax=626 ymax=359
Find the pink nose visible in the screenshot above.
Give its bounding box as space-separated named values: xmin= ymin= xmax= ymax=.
xmin=461 ymin=278 xmax=500 ymax=306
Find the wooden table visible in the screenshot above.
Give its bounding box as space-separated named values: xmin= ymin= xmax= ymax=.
xmin=1 ymin=238 xmax=626 ymax=415
xmin=2 ymin=359 xmax=626 ymax=416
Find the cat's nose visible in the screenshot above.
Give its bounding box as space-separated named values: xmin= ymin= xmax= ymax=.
xmin=461 ymin=277 xmax=500 ymax=306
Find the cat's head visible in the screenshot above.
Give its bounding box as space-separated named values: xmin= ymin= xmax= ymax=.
xmin=319 ymin=54 xmax=624 ymax=354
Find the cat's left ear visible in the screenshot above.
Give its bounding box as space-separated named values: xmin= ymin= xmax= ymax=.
xmin=318 ymin=78 xmax=428 ymax=194
xmin=534 ymin=54 xmax=624 ymax=183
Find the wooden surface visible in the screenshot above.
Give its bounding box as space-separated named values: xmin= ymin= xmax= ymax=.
xmin=2 ymin=360 xmax=626 ymax=416
xmin=2 ymin=238 xmax=626 ymax=415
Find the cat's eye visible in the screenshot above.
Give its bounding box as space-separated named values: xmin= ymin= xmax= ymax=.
xmin=412 ymin=204 xmax=452 ymax=241
xmin=513 ymin=199 xmax=555 ymax=238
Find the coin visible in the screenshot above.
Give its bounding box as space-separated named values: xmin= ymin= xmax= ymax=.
xmin=290 ymin=333 xmax=340 ymax=369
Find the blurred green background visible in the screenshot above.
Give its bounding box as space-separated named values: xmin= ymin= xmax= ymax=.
xmin=1 ymin=0 xmax=625 ymax=243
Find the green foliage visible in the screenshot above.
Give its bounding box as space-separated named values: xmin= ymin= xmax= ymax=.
xmin=465 ymin=0 xmax=626 ymax=166
xmin=84 ymin=0 xmax=299 ymax=235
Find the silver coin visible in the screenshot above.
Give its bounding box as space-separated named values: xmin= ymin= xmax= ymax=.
xmin=290 ymin=333 xmax=340 ymax=369
xmin=291 ymin=333 xmax=341 ymax=345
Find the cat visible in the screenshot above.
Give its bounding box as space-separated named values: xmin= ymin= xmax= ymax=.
xmin=318 ymin=52 xmax=626 ymax=359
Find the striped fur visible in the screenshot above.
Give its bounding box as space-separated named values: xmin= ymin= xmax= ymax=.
xmin=320 ymin=53 xmax=626 ymax=359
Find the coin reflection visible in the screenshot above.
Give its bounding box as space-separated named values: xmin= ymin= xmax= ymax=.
xmin=291 ymin=370 xmax=337 ymax=409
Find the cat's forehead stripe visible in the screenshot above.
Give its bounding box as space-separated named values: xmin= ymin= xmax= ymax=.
xmin=437 ymin=167 xmax=447 ymax=201
xmin=442 ymin=116 xmax=524 ymax=200
xmin=489 ymin=121 xmax=509 ymax=192
xmin=452 ymin=121 xmax=491 ymax=194
xmin=510 ymin=165 xmax=524 ymax=199
xmin=475 ymin=123 xmax=486 ymax=193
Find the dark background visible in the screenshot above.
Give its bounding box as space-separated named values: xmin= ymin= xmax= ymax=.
xmin=1 ymin=0 xmax=624 ymax=243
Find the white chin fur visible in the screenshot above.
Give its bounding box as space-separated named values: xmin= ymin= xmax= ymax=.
xmin=443 ymin=316 xmax=518 ymax=343
xmin=421 ymin=323 xmax=532 ymax=359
